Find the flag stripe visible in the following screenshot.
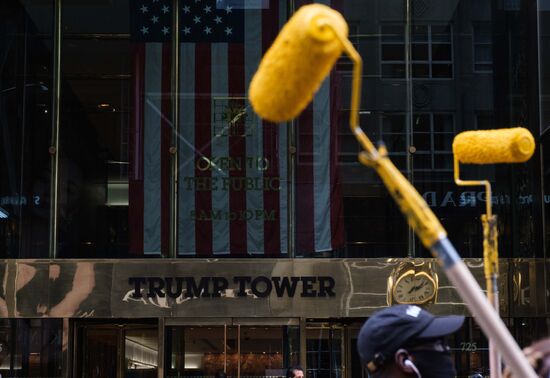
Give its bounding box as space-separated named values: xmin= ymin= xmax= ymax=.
xmin=296 ymin=103 xmax=315 ymax=255
xmin=330 ymin=74 xmax=345 ymax=249
xmin=294 ymin=0 xmax=345 ymax=255
xmin=262 ymin=0 xmax=281 ymax=256
xmin=278 ymin=0 xmax=289 ymax=255
xmin=194 ymin=43 xmax=213 ymax=256
xmin=294 ymin=0 xmax=314 ymax=255
xmin=244 ymin=7 xmax=264 ymax=254
xmin=211 ymin=43 xmax=230 ymax=255
xmin=316 ymin=0 xmax=333 ymax=245
xmin=228 ymin=43 xmax=247 ymax=255
xmin=161 ymin=43 xmax=171 ymax=255
xmin=327 ymin=0 xmax=345 ymax=250
xmin=143 ymin=42 xmax=164 ymax=254
xmin=178 ymin=43 xmax=196 ymax=255
xmin=129 ymin=43 xmax=145 ymax=255
xmin=313 ymin=78 xmax=331 ymax=251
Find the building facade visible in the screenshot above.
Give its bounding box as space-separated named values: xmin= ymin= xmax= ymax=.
xmin=1 ymin=0 xmax=550 ymax=377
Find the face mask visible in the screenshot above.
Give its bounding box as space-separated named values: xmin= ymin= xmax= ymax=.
xmin=410 ymin=350 xmax=456 ymax=378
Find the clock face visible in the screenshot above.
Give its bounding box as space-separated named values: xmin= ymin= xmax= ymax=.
xmin=393 ymin=273 xmax=436 ymax=304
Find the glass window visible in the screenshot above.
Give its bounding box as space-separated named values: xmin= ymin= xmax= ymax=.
xmin=177 ymin=1 xmax=289 ymax=257
xmin=76 ymin=322 xmax=158 ymax=377
xmin=473 ymin=23 xmax=493 ymax=73
xmin=540 ymin=3 xmax=550 ymax=135
xmin=381 ymin=24 xmax=453 ymax=79
xmin=542 ymin=132 xmax=550 ymax=255
xmin=58 ymin=0 xmax=170 ymax=258
xmin=165 ymin=325 xmax=299 ymax=378
xmin=334 ymin=0 xmax=538 ymax=259
xmin=448 ymin=318 xmax=490 ymax=377
xmin=1 ymin=0 xmax=541 ymax=259
xmin=0 ymin=319 xmax=63 ymax=377
xmin=0 ymin=1 xmax=53 ymax=258
xmin=306 ymin=326 xmax=343 ymax=378
xmin=383 ymin=113 xmax=454 ymax=172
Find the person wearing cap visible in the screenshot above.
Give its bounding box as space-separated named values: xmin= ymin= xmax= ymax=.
xmin=286 ymin=366 xmax=304 ymax=378
xmin=357 ymin=304 xmax=464 ymax=378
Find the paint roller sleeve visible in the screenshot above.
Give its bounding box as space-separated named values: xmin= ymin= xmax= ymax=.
xmin=452 ymin=127 xmax=535 ymax=164
xmin=248 ymin=3 xmax=348 ymax=123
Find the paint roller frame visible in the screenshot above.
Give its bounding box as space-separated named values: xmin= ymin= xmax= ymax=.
xmin=453 ymin=141 xmax=500 ymax=378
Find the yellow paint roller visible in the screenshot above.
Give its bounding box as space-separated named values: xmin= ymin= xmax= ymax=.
xmin=249 ymin=5 xmax=536 ymax=377
xmin=453 ymin=127 xmax=535 ymax=378
xmin=453 ymin=127 xmax=535 ymax=164
xmin=249 ymin=4 xmax=348 ymax=123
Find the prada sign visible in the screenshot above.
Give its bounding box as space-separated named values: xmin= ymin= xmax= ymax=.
xmin=129 ymin=275 xmax=336 ymax=299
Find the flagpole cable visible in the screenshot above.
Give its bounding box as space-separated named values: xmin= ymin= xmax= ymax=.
xmin=169 ymin=0 xmax=180 ymax=258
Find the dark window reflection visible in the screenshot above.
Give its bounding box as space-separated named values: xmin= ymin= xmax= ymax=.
xmin=58 ymin=0 xmax=154 ymax=258
xmin=542 ymin=133 xmax=550 ymax=256
xmin=413 ymin=153 xmax=431 ymax=170
xmin=0 ymin=1 xmax=53 ymax=258
xmin=77 ymin=322 xmax=158 ymax=378
xmin=336 ymin=0 xmax=538 ymax=259
xmin=0 ymin=319 xmax=62 ymax=377
xmin=381 ymin=44 xmax=405 ymax=61
xmin=165 ymin=325 xmax=298 ymax=378
xmin=447 ymin=318 xmax=490 ymax=377
xmin=381 ymin=24 xmax=453 ymax=79
xmin=306 ymin=327 xmax=342 ymax=378
xmin=413 ymin=133 xmax=431 ymax=151
xmin=540 ymin=7 xmax=550 ymax=130
xmin=432 ymin=44 xmax=452 ymax=61
xmin=1 ymin=0 xmax=541 ymax=259
xmin=412 ymin=44 xmax=428 ymax=60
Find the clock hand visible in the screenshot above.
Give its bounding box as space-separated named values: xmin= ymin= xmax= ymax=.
xmin=408 ymin=284 xmax=420 ymax=294
xmin=407 ymin=280 xmax=429 ymax=294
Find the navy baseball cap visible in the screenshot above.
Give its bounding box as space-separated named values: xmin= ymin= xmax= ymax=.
xmin=357 ymin=305 xmax=464 ymax=372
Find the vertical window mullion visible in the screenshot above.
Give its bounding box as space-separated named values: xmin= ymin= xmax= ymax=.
xmin=428 ymin=25 xmax=433 ymax=78
xmin=429 ymin=114 xmax=433 ymax=169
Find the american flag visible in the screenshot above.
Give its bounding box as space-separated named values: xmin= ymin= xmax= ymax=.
xmin=129 ymin=0 xmax=344 ymax=256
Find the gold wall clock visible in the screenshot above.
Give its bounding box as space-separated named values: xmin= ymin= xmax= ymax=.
xmin=387 ymin=261 xmax=438 ymax=305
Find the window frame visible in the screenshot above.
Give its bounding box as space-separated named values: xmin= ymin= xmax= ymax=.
xmin=379 ymin=23 xmax=454 ymax=80
xmin=472 ymin=22 xmax=493 ymax=73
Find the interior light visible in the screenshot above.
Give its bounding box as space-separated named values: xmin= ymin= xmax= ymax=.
xmin=0 ymin=207 xmax=8 ymax=219
xmin=97 ymin=103 xmax=117 ymax=112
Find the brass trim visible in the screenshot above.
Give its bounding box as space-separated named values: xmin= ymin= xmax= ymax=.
xmin=164 ymin=318 xmax=231 ymax=326
xmin=62 ymin=318 xmax=71 ymax=378
xmin=237 ymin=324 xmax=241 ymax=378
xmin=233 ymin=317 xmax=300 ymax=326
xmin=224 ymin=323 xmax=227 ymax=373
xmin=299 ymin=318 xmax=306 ymax=371
xmin=157 ymin=317 xmax=165 ymax=378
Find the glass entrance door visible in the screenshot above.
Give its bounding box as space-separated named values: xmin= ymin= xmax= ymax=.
xmin=165 ymin=319 xmax=299 ymax=378
xmin=305 ymin=324 xmax=344 ymax=378
xmin=75 ymin=322 xmax=158 ymax=378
